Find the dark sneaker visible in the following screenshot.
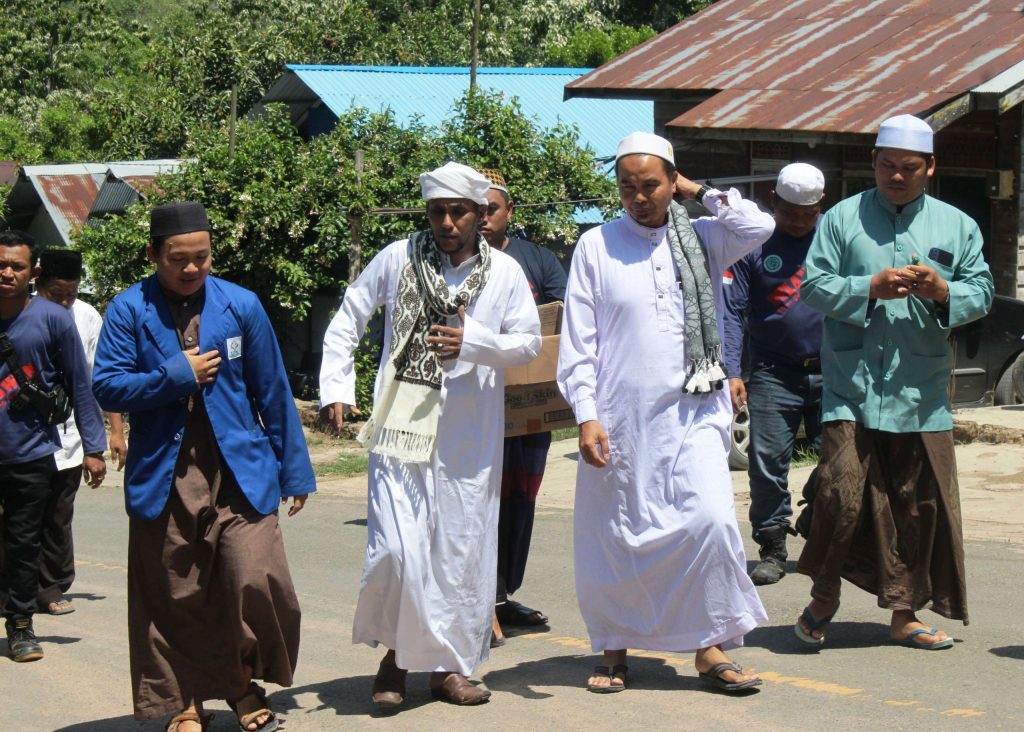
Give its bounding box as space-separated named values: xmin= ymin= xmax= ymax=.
xmin=751 ymin=525 xmax=788 ymax=586
xmin=750 ymin=554 xmax=786 ymax=585
xmin=5 ymin=617 xmax=43 ymax=662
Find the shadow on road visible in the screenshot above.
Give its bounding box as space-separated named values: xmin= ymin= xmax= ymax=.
xmin=65 ymin=592 xmax=108 ymax=603
xmin=745 ymin=620 xmax=891 ymax=654
xmin=54 ymin=716 xmax=138 ymax=731
xmin=273 ymin=672 xmax=443 ymax=717
xmin=483 ymin=653 xmax=710 ymax=698
xmin=990 ymin=645 xmax=1024 ymax=660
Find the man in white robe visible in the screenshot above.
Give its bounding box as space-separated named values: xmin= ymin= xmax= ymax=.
xmin=320 ymin=162 xmax=541 ymax=708
xmin=557 ymin=132 xmax=772 ymax=694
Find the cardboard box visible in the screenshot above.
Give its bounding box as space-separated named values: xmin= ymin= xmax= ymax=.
xmin=502 ymin=300 xmax=574 ymax=436
xmin=505 ymin=334 xmax=559 ymax=386
xmin=504 ymin=381 xmax=577 ymax=437
xmin=537 ymin=301 xmax=563 ymax=336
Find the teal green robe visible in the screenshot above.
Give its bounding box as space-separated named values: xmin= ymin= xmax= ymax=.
xmin=802 ymin=189 xmax=993 ymax=433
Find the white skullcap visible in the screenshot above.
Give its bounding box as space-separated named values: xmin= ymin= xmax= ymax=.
xmin=776 ymin=163 xmax=825 ymax=206
xmin=420 ymin=162 xmax=490 ymax=205
xmin=876 ymin=114 xmax=933 ymax=154
xmin=615 ymin=131 xmax=676 ymax=166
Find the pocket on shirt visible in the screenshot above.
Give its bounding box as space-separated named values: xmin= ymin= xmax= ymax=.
xmin=903 ymin=352 xmax=952 ymax=405
xmin=828 ymin=347 xmax=868 ymax=403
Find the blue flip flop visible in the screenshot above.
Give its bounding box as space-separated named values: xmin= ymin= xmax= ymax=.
xmin=794 ymin=604 xmax=838 ymax=647
xmin=896 ymin=627 xmax=954 ymax=650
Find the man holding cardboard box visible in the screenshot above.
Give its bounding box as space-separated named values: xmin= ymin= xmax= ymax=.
xmin=557 ymin=132 xmax=773 ymax=694
xmin=320 ymin=162 xmax=541 ymax=708
xmin=478 ymin=169 xmax=567 ymax=644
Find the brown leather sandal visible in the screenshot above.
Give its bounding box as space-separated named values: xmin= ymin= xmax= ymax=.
xmin=228 ymin=683 xmax=278 ymax=731
xmin=165 ymin=710 xmax=212 ymax=732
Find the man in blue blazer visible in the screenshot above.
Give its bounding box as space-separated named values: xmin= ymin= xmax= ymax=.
xmin=93 ymin=201 xmax=315 ymax=732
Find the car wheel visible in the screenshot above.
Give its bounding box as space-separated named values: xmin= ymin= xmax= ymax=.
xmin=996 ymin=352 xmax=1024 ymax=405
xmin=729 ymin=406 xmax=750 ymax=471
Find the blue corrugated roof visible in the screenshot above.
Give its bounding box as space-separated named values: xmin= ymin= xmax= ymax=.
xmin=279 ymin=65 xmax=652 ymax=159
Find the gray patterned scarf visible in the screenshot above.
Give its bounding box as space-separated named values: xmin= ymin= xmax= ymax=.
xmin=358 ymin=229 xmax=491 ymax=461
xmin=666 ymin=200 xmax=726 ymax=393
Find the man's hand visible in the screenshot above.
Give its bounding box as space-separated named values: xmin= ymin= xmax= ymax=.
xmin=869 ymin=268 xmax=913 ymax=300
xmin=184 ymin=347 xmax=221 ymax=383
xmin=107 ymin=429 xmax=126 ymax=468
xmin=282 ymin=493 xmax=308 ymax=517
xmin=83 ymin=454 xmax=106 ymax=488
xmin=728 ymin=378 xmax=747 ymax=415
xmin=427 ymin=304 xmax=466 ymax=362
xmin=579 ymin=420 xmax=610 ymax=468
xmin=905 ymin=259 xmax=950 ymax=303
xmin=320 ymin=402 xmax=361 ymax=432
xmin=673 ymin=174 xmax=703 ymax=200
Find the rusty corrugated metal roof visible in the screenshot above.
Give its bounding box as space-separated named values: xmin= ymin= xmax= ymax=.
xmin=566 ymin=0 xmax=1024 ymax=136
xmin=25 ymin=165 xmax=107 ymax=245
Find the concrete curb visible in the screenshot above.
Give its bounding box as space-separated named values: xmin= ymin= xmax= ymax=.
xmin=953 ymin=418 xmax=1024 ymax=445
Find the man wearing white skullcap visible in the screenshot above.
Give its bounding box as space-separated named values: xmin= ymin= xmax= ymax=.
xmin=558 ymin=131 xmax=773 ymax=694
xmin=795 ymin=114 xmax=993 ymax=652
xmin=721 ymin=162 xmax=826 ymax=587
xmin=320 ymin=162 xmax=540 ymax=707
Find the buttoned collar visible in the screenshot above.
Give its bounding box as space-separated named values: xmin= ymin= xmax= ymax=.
xmin=874 ymin=188 xmax=927 ymax=218
xmin=622 ymin=214 xmax=667 ymax=240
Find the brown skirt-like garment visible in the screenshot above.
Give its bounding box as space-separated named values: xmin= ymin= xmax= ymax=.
xmin=797 ymin=421 xmax=968 ymax=624
xmin=127 ymin=476 xmax=301 ymax=720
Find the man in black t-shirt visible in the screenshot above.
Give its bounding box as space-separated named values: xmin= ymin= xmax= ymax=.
xmin=478 ymin=169 xmax=567 ymax=645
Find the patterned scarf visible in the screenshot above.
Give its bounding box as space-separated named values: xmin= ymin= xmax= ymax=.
xmin=358 ymin=229 xmax=491 ymax=461
xmin=666 ymin=200 xmax=726 ymax=393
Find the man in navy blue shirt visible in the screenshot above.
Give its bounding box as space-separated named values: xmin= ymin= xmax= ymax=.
xmin=479 ymin=169 xmax=567 ymax=644
xmin=0 ymin=230 xmax=106 ymax=661
xmin=722 ymin=164 xmax=825 ymax=586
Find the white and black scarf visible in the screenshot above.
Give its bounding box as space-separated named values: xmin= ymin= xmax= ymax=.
xmin=666 ymin=200 xmax=726 ymax=393
xmin=358 ymin=230 xmax=491 ymax=461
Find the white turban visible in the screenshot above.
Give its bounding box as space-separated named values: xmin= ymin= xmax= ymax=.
xmin=419 ymin=162 xmax=490 ymax=205
xmin=876 ymin=114 xmax=933 ymax=154
xmin=776 ymin=163 xmax=825 ymax=206
xmin=615 ymin=131 xmax=676 ymax=166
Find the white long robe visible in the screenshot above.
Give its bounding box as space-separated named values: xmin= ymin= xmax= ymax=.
xmin=557 ymin=190 xmax=772 ymax=653
xmin=320 ymin=239 xmax=541 ymax=675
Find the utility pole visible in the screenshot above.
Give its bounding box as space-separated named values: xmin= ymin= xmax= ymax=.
xmin=348 ymin=150 xmax=365 ymax=279
xmin=228 ymin=86 xmax=238 ymax=159
xmin=470 ymin=0 xmax=480 ymax=89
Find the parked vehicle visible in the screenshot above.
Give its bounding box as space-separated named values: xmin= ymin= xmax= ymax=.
xmin=728 ymin=294 xmax=1024 ymax=470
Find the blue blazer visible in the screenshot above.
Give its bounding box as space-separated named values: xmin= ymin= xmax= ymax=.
xmin=93 ymin=275 xmax=316 ymax=520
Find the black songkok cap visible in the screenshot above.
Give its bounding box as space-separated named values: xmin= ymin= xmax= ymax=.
xmin=150 ymin=201 xmax=211 ymax=240
xmin=40 ymin=248 xmax=83 ymax=280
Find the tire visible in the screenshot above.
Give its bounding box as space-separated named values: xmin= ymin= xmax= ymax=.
xmin=995 ymin=352 xmax=1024 ymax=405
xmin=729 ymin=406 xmax=750 ymax=471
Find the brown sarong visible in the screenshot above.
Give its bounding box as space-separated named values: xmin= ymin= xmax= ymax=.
xmin=128 ymin=290 xmax=301 ymax=720
xmin=797 ymin=421 xmax=968 ymax=623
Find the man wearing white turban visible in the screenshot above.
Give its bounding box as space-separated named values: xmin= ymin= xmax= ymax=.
xmin=320 ymin=161 xmax=541 ymax=706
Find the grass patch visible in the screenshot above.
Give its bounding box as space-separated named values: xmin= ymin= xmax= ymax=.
xmin=315 ymin=453 xmax=369 ymax=477
xmin=551 ymin=426 xmax=579 ymax=442
xmin=791 ymin=446 xmax=819 ymax=469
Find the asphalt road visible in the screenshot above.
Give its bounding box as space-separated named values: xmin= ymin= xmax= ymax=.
xmin=1 ymin=439 xmax=1022 ymax=731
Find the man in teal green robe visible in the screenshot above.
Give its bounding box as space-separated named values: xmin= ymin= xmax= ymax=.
xmin=794 ymin=114 xmax=993 ymax=651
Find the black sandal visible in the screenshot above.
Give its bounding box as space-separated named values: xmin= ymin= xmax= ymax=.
xmin=496 ymin=599 xmax=549 ymax=626
xmin=587 ymin=664 xmax=628 ymax=693
xmin=698 ymin=662 xmax=762 ymax=694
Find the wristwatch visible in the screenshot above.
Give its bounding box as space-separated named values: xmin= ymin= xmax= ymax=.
xmin=695 ymin=184 xmax=712 ymax=201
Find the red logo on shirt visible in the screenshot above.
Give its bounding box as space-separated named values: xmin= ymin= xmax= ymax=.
xmin=0 ymin=363 xmax=35 ymax=412
xmin=767 ymin=265 xmax=806 ymax=314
